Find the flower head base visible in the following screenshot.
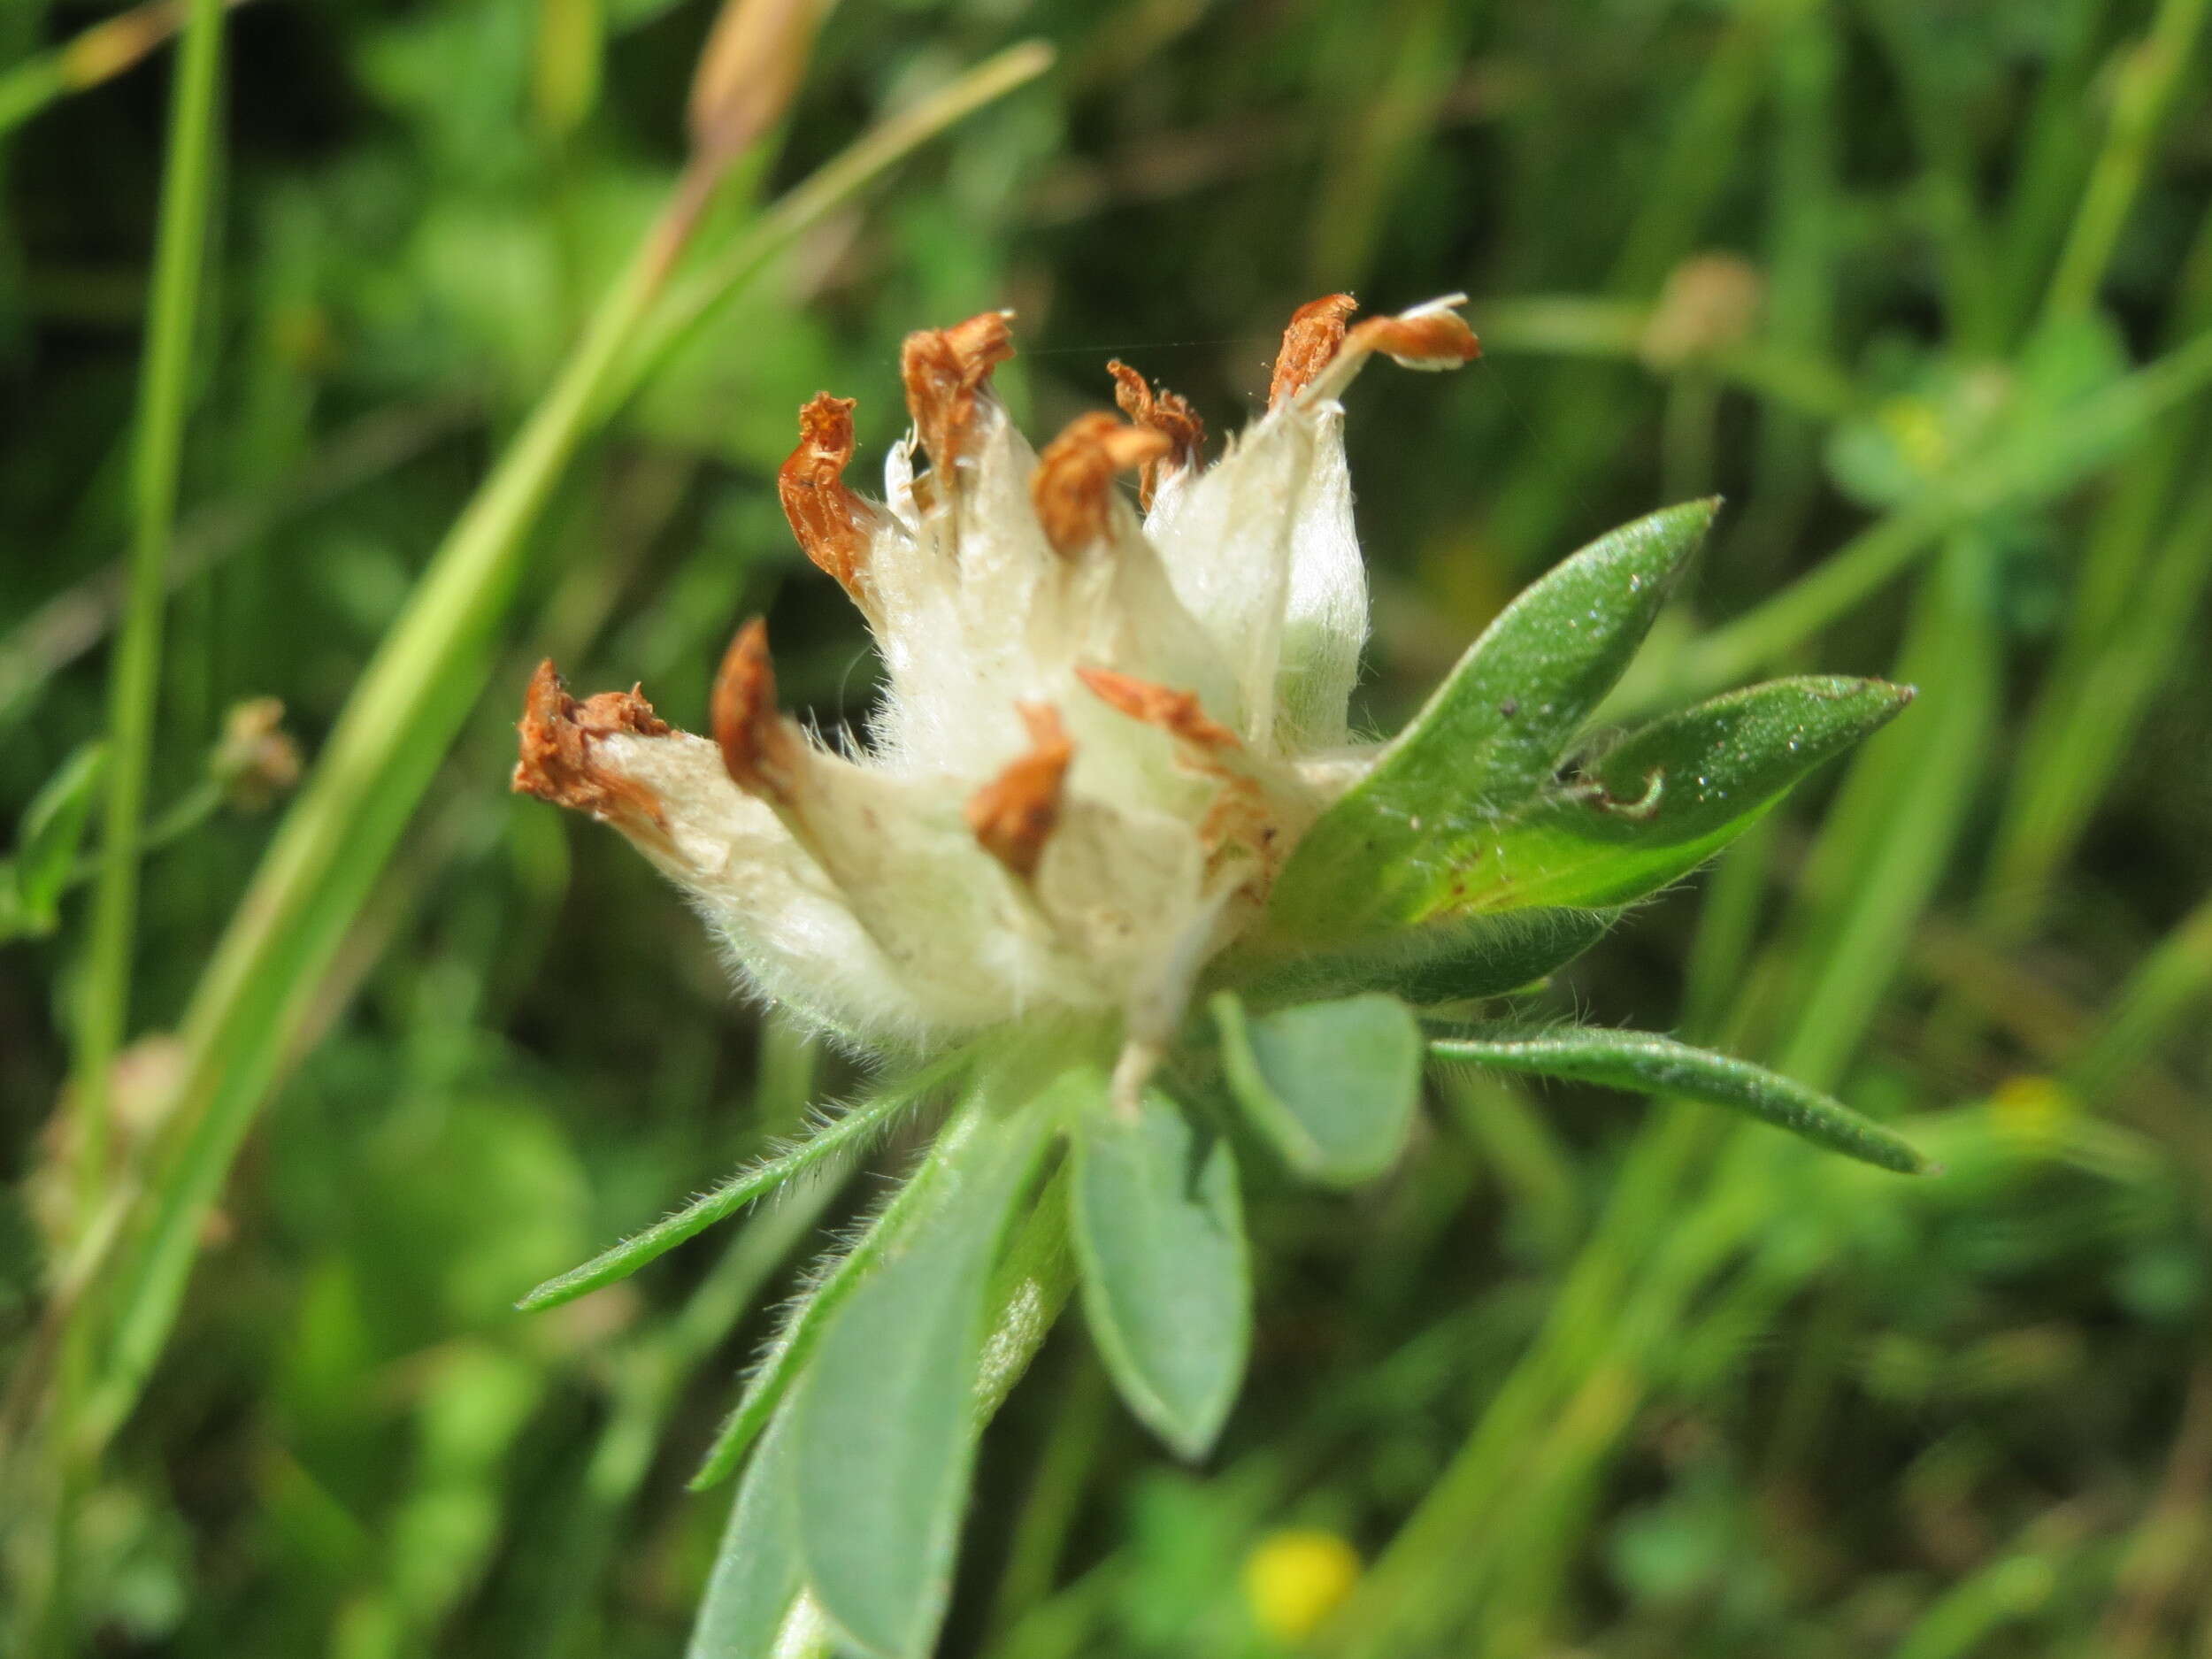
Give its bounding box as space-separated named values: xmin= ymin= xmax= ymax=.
xmin=516 ymin=293 xmax=1478 ymax=1079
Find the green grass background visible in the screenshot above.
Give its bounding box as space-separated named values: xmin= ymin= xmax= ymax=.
xmin=4 ymin=0 xmax=2212 ymax=1654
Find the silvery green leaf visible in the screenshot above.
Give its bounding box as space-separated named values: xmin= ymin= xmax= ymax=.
xmin=1071 ymin=1085 xmax=1249 ymax=1460
xmin=518 ymin=1063 xmax=944 ymax=1313
xmin=686 ymin=1411 xmax=809 ymax=1659
xmin=1213 ymin=991 xmax=1423 ymax=1186
xmin=688 ymin=1079 xmax=984 ymax=1494
xmin=789 ymin=1098 xmax=1054 ymax=1659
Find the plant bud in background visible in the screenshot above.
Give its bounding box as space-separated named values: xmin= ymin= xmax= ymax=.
xmin=687 ymin=0 xmax=826 ymax=171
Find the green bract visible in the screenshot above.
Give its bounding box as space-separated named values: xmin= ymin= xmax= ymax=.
xmin=1071 ymin=1083 xmax=1249 ymax=1460
xmin=517 ymin=326 xmax=1927 ymax=1655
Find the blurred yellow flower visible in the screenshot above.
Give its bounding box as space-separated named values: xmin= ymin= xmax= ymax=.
xmin=1243 ymin=1526 xmax=1363 ymax=1642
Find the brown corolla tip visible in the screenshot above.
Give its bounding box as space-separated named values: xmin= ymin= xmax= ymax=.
xmin=778 ymin=392 xmax=877 ymax=603
xmin=1106 ymin=360 xmax=1205 ymax=508
xmin=711 ymin=619 xmax=803 ymax=803
xmin=513 ymin=660 xmax=672 ymax=832
xmin=1267 ymin=293 xmax=1359 ymax=409
xmin=1031 ymin=412 xmax=1173 ymax=557
xmin=900 ymin=309 xmax=1017 ymax=478
xmin=1344 ymin=307 xmax=1481 ymax=371
xmin=1076 ymin=665 xmax=1241 ymax=753
xmin=965 ymin=703 xmax=1073 ymax=880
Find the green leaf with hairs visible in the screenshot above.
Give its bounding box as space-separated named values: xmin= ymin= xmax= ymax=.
xmin=519 ymin=1053 xmax=959 ymax=1314
xmin=1270 ymin=501 xmax=1716 ymax=938
xmin=790 ymin=1094 xmax=1054 ymax=1659
xmin=1453 ymin=675 xmax=1915 ymax=913
xmin=1233 ymin=906 xmax=1617 ymax=1008
xmin=1431 ymin=1026 xmax=1930 ymax=1174
xmin=686 ymin=1410 xmax=809 ymax=1659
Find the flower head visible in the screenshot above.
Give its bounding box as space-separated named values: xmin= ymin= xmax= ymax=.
xmin=515 ymin=294 xmax=1479 ymax=1080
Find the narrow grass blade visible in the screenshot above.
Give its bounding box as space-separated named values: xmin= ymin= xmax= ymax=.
xmin=517 ymin=1056 xmax=959 ymax=1313
xmin=1663 ymin=326 xmax=2212 ymax=706
xmin=1430 ymin=1027 xmax=1930 ymax=1174
xmin=69 ymin=0 xmax=227 ymax=1232
xmin=10 ymin=742 xmax=106 ymax=938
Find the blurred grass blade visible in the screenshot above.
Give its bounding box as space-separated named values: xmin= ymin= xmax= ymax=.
xmin=0 ymin=0 xmax=250 ymax=140
xmin=1270 ymin=499 xmax=1716 ymax=937
xmin=791 ymin=1095 xmax=1056 ymax=1659
xmin=516 ymin=1053 xmax=962 ymax=1313
xmin=1430 ymin=1027 xmax=1929 ymax=1174
xmin=9 ymin=742 xmax=106 ymax=939
xmin=2062 ymin=889 xmax=2212 ymax=1103
xmin=2041 ymin=0 xmax=2212 ymax=321
xmin=614 ymin=41 xmax=1055 ymax=410
xmin=74 ymin=41 xmax=1057 ymax=1458
xmin=1658 ymin=326 xmax=2212 ymax=706
xmin=71 ymin=0 xmax=225 ymax=1220
xmin=1985 ymin=467 xmax=2212 ymax=933
xmin=532 ymin=0 xmax=603 ymax=141
xmin=1071 ymin=1081 xmax=1249 ymax=1458
xmin=1769 ymin=537 xmax=2002 ymax=1089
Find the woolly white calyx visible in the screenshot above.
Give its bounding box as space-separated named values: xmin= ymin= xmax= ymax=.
xmin=514 ymin=294 xmax=1479 ymax=1089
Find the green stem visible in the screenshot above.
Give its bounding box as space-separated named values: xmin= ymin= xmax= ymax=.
xmin=45 ymin=0 xmax=225 ymax=1642
xmin=73 ymin=0 xmax=223 ymax=1263
xmin=2043 ymin=0 xmax=2212 ymax=323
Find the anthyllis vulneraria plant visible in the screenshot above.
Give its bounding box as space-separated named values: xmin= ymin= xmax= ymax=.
xmin=512 ymin=294 xmax=1928 ymax=1658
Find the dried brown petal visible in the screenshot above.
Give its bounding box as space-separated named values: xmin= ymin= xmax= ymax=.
xmin=1106 ymin=360 xmax=1206 ymax=508
xmin=900 ymin=310 xmax=1017 ymax=476
xmin=1076 ymin=665 xmax=1241 ymax=751
xmin=1267 ymin=293 xmax=1358 ymax=410
xmin=710 ymin=619 xmax=804 ymax=802
xmin=514 ymin=660 xmax=673 ymax=835
xmin=1343 ymin=308 xmax=1482 ymax=371
xmin=964 ymin=704 xmax=1072 ymax=880
xmin=1031 ymin=412 xmax=1173 ymax=556
xmin=778 ymin=392 xmax=875 ymax=603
